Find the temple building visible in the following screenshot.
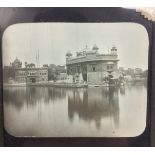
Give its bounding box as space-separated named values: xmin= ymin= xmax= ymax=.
xmin=13 ymin=58 xmax=48 ymax=83
xmin=66 ymin=45 xmax=119 ymax=85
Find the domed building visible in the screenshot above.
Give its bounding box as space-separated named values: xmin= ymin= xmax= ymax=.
xmin=66 ymin=45 xmax=119 ymax=85
xmin=11 ymin=57 xmax=22 ymax=69
xmin=12 ymin=58 xmax=48 ymax=84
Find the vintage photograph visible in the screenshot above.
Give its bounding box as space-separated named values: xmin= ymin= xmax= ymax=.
xmin=2 ymin=23 xmax=148 ymax=137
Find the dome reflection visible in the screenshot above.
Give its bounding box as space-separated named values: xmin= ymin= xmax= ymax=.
xmin=68 ymin=87 xmax=119 ymax=129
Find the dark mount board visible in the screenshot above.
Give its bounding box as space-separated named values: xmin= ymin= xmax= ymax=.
xmin=0 ymin=7 xmax=154 ymax=147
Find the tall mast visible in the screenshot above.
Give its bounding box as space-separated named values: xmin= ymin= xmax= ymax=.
xmin=36 ymin=52 xmax=38 ymax=68
xmin=36 ymin=50 xmax=40 ymax=68
xmin=38 ymin=50 xmax=40 ymax=68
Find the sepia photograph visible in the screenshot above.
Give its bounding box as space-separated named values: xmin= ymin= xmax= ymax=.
xmin=2 ymin=22 xmax=148 ymax=137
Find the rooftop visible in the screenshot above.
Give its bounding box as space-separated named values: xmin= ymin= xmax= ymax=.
xmin=66 ymin=45 xmax=119 ymax=65
xmin=15 ymin=67 xmax=48 ymax=71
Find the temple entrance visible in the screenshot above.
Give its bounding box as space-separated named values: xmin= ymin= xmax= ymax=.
xmin=30 ymin=78 xmax=36 ymax=83
xmin=82 ymin=64 xmax=87 ymax=82
xmin=82 ymin=73 xmax=87 ymax=82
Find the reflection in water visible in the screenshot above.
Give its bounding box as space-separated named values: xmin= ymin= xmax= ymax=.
xmin=3 ymin=84 xmax=147 ymax=137
xmin=120 ymin=86 xmax=125 ymax=95
xmin=68 ymin=87 xmax=119 ymax=129
xmin=4 ymin=87 xmax=67 ymax=110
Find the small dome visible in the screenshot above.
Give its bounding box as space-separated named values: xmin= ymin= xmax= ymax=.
xmin=92 ymin=44 xmax=99 ymax=50
xmin=66 ymin=51 xmax=72 ymax=57
xmin=111 ymin=46 xmax=117 ymax=51
xmin=14 ymin=57 xmax=20 ymax=63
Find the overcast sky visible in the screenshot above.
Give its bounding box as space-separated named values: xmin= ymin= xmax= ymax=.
xmin=3 ymin=23 xmax=149 ymax=70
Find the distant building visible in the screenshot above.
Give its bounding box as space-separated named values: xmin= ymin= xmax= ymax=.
xmin=15 ymin=67 xmax=48 ymax=83
xmin=3 ymin=58 xmax=22 ymax=83
xmin=25 ymin=63 xmax=35 ymax=68
xmin=43 ymin=64 xmax=48 ymax=68
xmin=66 ymin=45 xmax=119 ymax=84
xmin=56 ymin=65 xmax=66 ymax=74
xmin=57 ymin=73 xmax=68 ymax=81
xmin=134 ymin=68 xmax=143 ymax=79
xmin=127 ymin=68 xmax=134 ymax=76
xmin=11 ymin=57 xmax=22 ymax=68
xmin=118 ymin=67 xmax=126 ymax=75
xmin=134 ymin=68 xmax=143 ymax=75
xmin=119 ymin=67 xmax=124 ymax=71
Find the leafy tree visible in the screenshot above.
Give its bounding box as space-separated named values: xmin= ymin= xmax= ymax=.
xmin=3 ymin=66 xmax=15 ymax=82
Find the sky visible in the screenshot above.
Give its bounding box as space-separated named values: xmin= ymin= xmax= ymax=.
xmin=2 ymin=22 xmax=149 ymax=70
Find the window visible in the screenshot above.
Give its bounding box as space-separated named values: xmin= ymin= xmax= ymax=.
xmin=92 ymin=66 xmax=96 ymax=72
xmin=107 ymin=65 xmax=113 ymax=70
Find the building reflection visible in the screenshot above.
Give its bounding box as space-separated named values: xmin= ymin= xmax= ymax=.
xmin=3 ymin=87 xmax=67 ymax=111
xmin=120 ymin=86 xmax=125 ymax=95
xmin=3 ymin=84 xmax=147 ymax=137
xmin=4 ymin=86 xmax=120 ymax=129
xmin=68 ymin=87 xmax=119 ymax=129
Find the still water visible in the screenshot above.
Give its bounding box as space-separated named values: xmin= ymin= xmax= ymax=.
xmin=3 ymin=84 xmax=147 ymax=137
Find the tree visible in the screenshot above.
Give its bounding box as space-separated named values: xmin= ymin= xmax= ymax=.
xmin=3 ymin=66 xmax=16 ymax=82
xmin=48 ymin=68 xmax=57 ymax=81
